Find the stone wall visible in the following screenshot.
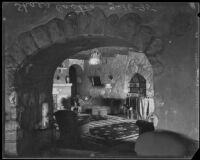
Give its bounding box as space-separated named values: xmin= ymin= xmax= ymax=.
xmin=153 ymin=28 xmax=199 ymax=140
xmin=5 ymin=87 xmax=20 ymax=156
xmin=80 ymin=50 xmax=153 ymax=99
xmin=77 ymin=49 xmax=154 ymax=114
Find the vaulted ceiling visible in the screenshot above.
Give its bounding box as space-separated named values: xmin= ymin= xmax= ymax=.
xmin=3 ymin=2 xmax=198 ymax=50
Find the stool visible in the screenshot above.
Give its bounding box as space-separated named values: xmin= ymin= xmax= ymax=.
xmin=92 ymin=108 xmax=99 ymax=115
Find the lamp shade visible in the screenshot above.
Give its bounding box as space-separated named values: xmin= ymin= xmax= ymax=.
xmin=105 ymin=83 xmax=112 ymax=89
xmin=89 ymin=48 xmax=102 ymax=65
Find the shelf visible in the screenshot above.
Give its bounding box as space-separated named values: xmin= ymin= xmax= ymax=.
xmin=57 ymin=67 xmax=68 ymax=70
xmin=53 ymin=83 xmax=72 ymax=87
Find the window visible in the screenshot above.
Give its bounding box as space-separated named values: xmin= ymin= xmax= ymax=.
xmin=89 ymin=76 xmax=103 ymax=87
xmin=129 ymin=73 xmax=146 ymax=97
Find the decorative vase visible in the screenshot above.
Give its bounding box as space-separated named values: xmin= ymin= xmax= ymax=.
xmin=65 ymin=76 xmax=70 ymax=83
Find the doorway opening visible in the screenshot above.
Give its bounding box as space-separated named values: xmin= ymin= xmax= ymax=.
xmin=10 ymin=35 xmax=154 ymax=156
xmin=69 ymin=65 xmax=77 ymax=97
xmin=69 ymin=64 xmax=83 ymax=98
xmin=52 ymin=59 xmax=83 ymax=112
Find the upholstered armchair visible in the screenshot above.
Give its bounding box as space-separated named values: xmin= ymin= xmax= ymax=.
xmin=54 ymin=110 xmax=80 ymax=147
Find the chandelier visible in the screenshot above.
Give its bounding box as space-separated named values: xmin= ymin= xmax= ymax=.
xmin=88 ymin=48 xmax=102 ymax=65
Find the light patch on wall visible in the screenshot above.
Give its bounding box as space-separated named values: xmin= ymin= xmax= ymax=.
xmin=9 ymin=91 xmax=18 ymax=107
xmin=155 ymin=92 xmax=165 ymax=108
xmin=168 ymin=40 xmax=172 ymax=44
xmin=195 ymin=32 xmax=199 ymax=38
xmin=197 ymin=68 xmax=199 ymax=86
xmin=172 ymin=109 xmax=177 ymax=114
xmin=188 ymin=3 xmax=196 ymax=10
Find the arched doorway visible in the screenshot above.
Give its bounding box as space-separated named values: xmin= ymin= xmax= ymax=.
xmin=6 ymin=44 xmax=153 ymax=156
xmin=52 ymin=59 xmax=84 ymax=112
xmin=8 ymin=46 xmax=153 ymax=156
xmin=4 ymin=8 xmax=156 ymax=156
xmin=69 ymin=64 xmax=83 ymax=98
xmin=127 ymin=73 xmax=147 ymax=119
xmin=69 ymin=65 xmax=77 ymax=97
xmin=129 ymin=73 xmax=146 ymax=97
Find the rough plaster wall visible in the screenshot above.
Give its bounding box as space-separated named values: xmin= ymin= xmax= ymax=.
xmin=53 ymin=68 xmax=68 ymax=84
xmin=81 ymin=51 xmax=153 ymax=99
xmin=53 ymin=58 xmax=84 ymax=84
xmin=153 ymin=28 xmax=198 ymax=140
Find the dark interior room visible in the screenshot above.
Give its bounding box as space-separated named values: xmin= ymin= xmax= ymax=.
xmin=2 ymin=2 xmax=199 ymax=159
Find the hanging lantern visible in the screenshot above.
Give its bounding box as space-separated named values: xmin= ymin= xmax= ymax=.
xmin=88 ymin=48 xmax=102 ymax=65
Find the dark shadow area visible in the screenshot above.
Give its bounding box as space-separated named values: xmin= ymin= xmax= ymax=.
xmin=135 ymin=130 xmax=199 ymax=158
xmin=69 ymin=65 xmax=77 ymax=97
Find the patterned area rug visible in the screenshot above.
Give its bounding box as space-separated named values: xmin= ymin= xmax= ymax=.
xmin=89 ymin=115 xmax=108 ymax=121
xmin=90 ymin=122 xmax=139 ymax=140
xmin=82 ymin=115 xmax=139 ymax=145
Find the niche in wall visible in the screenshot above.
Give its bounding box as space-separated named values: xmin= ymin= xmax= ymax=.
xmin=129 ymin=73 xmax=146 ymax=97
xmin=89 ymin=76 xmax=103 ymax=87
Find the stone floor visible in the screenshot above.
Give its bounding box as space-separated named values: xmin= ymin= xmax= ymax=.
xmin=13 ymin=114 xmax=139 ymax=158
xmin=38 ymin=137 xmax=138 ymax=158
xmin=5 ymin=114 xmax=198 ymax=158
xmin=56 ymin=114 xmax=138 ymax=158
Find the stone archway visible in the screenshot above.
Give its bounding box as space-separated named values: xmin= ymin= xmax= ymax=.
xmin=4 ymin=7 xmax=162 ymax=156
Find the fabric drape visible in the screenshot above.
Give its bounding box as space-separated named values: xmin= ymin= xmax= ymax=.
xmin=137 ymin=97 xmax=155 ymax=120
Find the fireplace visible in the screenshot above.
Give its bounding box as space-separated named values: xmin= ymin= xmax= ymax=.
xmin=96 ymin=98 xmax=124 ymax=115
